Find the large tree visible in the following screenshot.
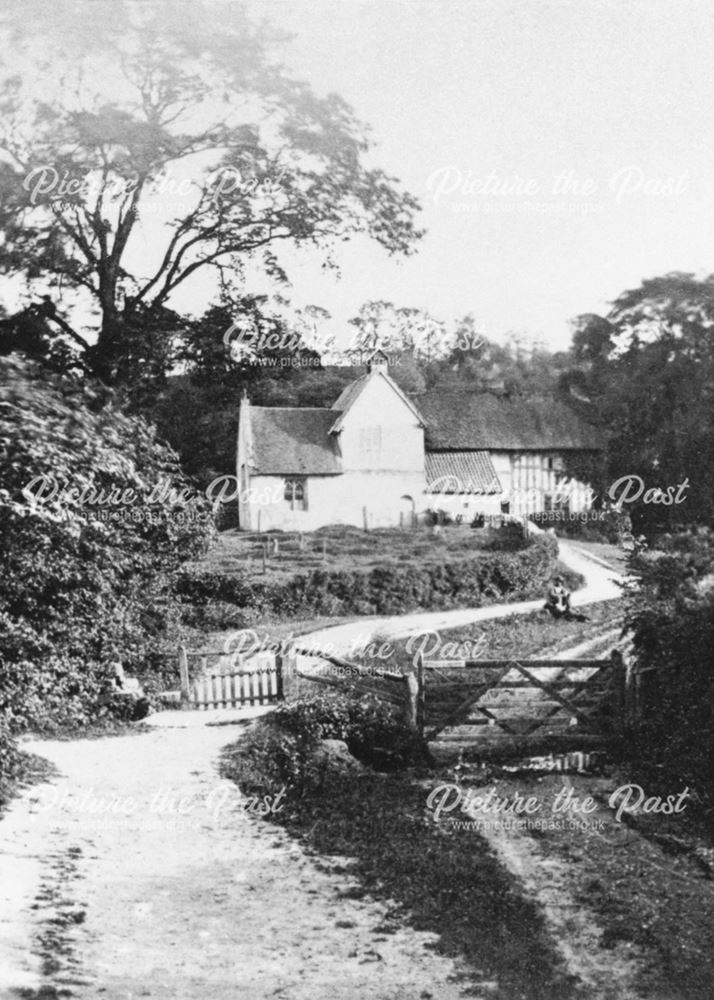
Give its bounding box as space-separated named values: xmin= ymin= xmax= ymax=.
xmin=563 ymin=273 xmax=714 ymax=527
xmin=0 ymin=1 xmax=422 ymax=382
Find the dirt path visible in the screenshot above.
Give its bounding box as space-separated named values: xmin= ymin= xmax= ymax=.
xmin=0 ymin=537 xmax=628 ymax=999
xmin=1 ymin=716 xmax=475 ymax=999
xmin=295 ymin=538 xmax=625 ymax=658
xmin=453 ymin=625 xmax=714 ymax=1000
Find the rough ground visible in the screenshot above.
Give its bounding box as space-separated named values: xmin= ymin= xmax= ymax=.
xmin=0 ymin=717 xmax=473 ymax=999
xmin=4 ymin=537 xmax=708 ymax=999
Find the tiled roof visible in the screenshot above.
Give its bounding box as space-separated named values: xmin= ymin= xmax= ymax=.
xmin=331 ymin=374 xmax=368 ymax=413
xmin=417 ymin=392 xmax=603 ymax=450
xmin=248 ymin=407 xmax=342 ymax=475
xmin=425 ymin=451 xmax=501 ymax=494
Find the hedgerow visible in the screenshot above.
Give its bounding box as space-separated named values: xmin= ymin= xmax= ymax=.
xmin=179 ymin=532 xmax=559 ymax=627
xmin=0 ymin=356 xmax=214 ymax=747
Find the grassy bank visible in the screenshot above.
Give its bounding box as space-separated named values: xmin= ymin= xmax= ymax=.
xmin=364 ymin=600 xmax=623 ymax=674
xmin=220 ymin=728 xmax=578 ymax=999
xmin=179 ymin=525 xmax=565 ymax=631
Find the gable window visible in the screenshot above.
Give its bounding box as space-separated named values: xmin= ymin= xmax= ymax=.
xmin=284 ymin=477 xmax=307 ymax=511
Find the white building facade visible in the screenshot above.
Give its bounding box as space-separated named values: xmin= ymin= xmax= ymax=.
xmin=236 ymin=354 xmax=601 ymax=531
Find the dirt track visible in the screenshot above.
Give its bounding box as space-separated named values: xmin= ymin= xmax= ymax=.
xmin=1 ymin=719 xmax=474 ymax=999
xmin=0 ymin=539 xmax=670 ymax=1000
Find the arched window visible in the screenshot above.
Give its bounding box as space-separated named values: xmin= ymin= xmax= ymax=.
xmin=284 ymin=477 xmax=307 ymax=510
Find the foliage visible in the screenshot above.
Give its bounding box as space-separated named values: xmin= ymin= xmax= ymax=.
xmin=222 ymin=692 xmax=427 ymax=805
xmin=0 ymin=1 xmax=421 ymax=383
xmin=0 ymin=356 xmax=214 ymax=731
xmin=623 ymin=529 xmax=714 ymax=823
xmin=178 ymin=532 xmax=559 ymax=628
xmin=534 ymin=508 xmax=631 ymax=545
xmin=563 ymin=273 xmax=714 ymax=529
xmin=219 ymin=736 xmax=574 ymax=998
xmin=273 ymin=692 xmax=429 ymax=771
xmin=0 ymin=718 xmax=20 ymax=785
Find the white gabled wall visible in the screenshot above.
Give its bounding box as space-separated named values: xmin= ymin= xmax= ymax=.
xmin=338 ymin=373 xmax=424 ymax=473
xmin=237 ymin=373 xmax=598 ymax=531
xmin=242 ymin=372 xmax=427 ymax=531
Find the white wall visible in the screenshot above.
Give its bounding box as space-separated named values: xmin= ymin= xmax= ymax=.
xmin=338 ymin=373 xmax=425 ymax=474
xmin=245 ymin=471 xmax=427 ymax=531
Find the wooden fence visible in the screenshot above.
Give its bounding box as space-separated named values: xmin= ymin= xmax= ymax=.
xmin=178 ymin=645 xmax=284 ymax=709
xmin=290 ymin=647 xmax=420 ymax=728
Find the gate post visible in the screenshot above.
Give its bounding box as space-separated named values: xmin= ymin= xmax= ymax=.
xmin=416 ymin=650 xmax=425 ymax=735
xmin=179 ymin=644 xmax=190 ymax=708
xmin=275 ymin=650 xmax=285 ymax=701
xmin=403 ymin=671 xmax=419 ymax=731
xmin=611 ymin=649 xmax=626 ymax=732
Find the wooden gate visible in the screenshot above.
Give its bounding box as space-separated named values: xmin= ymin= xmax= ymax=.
xmin=416 ymin=651 xmax=626 ymax=744
xmin=178 ymin=645 xmax=284 ymax=710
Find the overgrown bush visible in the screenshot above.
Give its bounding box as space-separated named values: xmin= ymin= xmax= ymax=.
xmin=179 ymin=533 xmax=558 ymax=628
xmin=0 ymin=718 xmax=20 ymax=786
xmin=0 ymin=357 xmax=214 ymax=731
xmin=544 ymin=507 xmax=631 ymax=544
xmin=623 ymin=529 xmax=714 ymax=825
xmin=224 ymin=692 xmax=429 ymax=800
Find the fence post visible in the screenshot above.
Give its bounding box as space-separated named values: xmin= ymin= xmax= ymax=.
xmin=262 ymin=544 xmax=267 ymax=574
xmin=179 ymin=644 xmax=190 ymax=707
xmin=416 ymin=650 xmax=425 ymax=734
xmin=322 ymin=538 xmax=326 ymax=561
xmin=275 ymin=650 xmax=285 ymax=701
xmin=611 ymin=649 xmax=626 ymax=732
xmin=403 ymin=671 xmax=419 ymax=731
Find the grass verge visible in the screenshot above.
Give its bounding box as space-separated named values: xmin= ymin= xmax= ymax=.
xmin=220 ymin=726 xmax=579 ymax=1000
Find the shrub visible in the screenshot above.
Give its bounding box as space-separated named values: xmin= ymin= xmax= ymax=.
xmin=623 ymin=530 xmax=714 ymax=824
xmin=226 ymin=692 xmax=429 ymax=800
xmin=539 ymin=508 xmax=631 ymax=544
xmin=179 ymin=533 xmax=558 ymax=628
xmin=0 ymin=720 xmax=20 ymax=785
xmin=0 ymin=357 xmax=214 ymax=731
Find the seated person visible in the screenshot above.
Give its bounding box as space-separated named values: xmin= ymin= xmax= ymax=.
xmin=543 ymin=576 xmax=588 ymax=622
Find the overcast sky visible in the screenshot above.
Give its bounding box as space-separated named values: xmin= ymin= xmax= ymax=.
xmin=229 ymin=0 xmax=714 ymax=350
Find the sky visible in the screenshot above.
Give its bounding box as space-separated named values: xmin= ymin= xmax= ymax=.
xmin=222 ymin=0 xmax=714 ymax=350
xmin=5 ymin=0 xmax=714 ymax=352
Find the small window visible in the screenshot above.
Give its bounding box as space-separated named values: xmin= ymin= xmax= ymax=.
xmin=284 ymin=477 xmax=307 ymax=511
xmin=547 ymin=457 xmax=554 ymax=471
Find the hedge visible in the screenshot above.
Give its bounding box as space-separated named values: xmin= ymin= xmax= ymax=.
xmin=178 ymin=533 xmax=559 ymax=626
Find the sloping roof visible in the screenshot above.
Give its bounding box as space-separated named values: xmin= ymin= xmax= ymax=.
xmin=330 ymin=371 xmax=425 ymax=433
xmin=418 ymin=392 xmax=603 ymax=450
xmin=425 ymin=451 xmax=501 ymax=494
xmin=248 ymin=407 xmax=342 ymax=475
xmin=331 ymin=373 xmax=368 ymax=413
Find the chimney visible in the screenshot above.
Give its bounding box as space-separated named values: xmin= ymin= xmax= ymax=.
xmin=366 ymin=349 xmax=389 ymax=375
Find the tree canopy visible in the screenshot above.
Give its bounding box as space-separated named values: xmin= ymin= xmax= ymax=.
xmin=563 ymin=273 xmax=714 ymax=527
xmin=0 ymin=1 xmax=422 ymax=382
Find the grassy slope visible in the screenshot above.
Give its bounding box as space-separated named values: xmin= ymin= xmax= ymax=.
xmin=349 ymin=601 xmax=622 ymax=675
xmin=191 ymin=523 xmax=530 ymax=582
